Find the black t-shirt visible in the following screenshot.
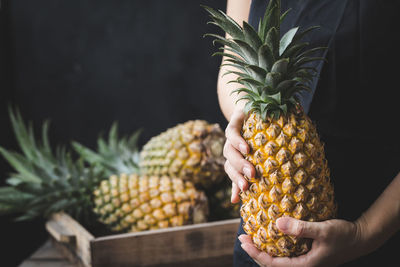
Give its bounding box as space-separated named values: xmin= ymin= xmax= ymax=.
xmin=244 ymin=1 xmax=400 ymax=266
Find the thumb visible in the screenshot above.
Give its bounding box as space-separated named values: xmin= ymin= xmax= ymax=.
xmin=276 ymin=217 xmax=322 ymax=239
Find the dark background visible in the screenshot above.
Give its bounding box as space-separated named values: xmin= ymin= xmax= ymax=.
xmin=0 ymin=0 xmax=227 ymax=265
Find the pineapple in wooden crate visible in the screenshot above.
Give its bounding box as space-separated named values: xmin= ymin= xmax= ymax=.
xmin=73 ymin=123 xmax=210 ymax=232
xmin=0 ymin=110 xmax=208 ymax=233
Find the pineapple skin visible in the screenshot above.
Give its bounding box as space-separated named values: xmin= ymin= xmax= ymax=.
xmin=240 ymin=111 xmax=336 ymax=257
xmin=93 ymin=174 xmax=208 ymax=232
xmin=140 ymin=120 xmax=226 ymax=189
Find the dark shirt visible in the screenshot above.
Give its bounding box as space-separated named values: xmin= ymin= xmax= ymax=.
xmin=249 ymin=0 xmax=400 ymax=148
xmin=233 ymin=1 xmax=400 ymax=266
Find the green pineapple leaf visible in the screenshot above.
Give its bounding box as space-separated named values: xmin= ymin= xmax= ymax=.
xmin=0 ymin=108 xmax=104 ymax=223
xmin=73 ymin=123 xmax=142 ymax=177
xmin=258 ymin=44 xmax=274 ymax=71
xmin=279 ymin=27 xmax=299 ymax=56
xmin=243 ymin=21 xmax=263 ymax=51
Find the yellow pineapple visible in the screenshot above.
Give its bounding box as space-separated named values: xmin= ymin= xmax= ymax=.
xmin=140 ymin=120 xmax=226 ymax=189
xmin=93 ymin=174 xmax=208 ymax=232
xmin=205 ymin=0 xmax=336 ymax=256
xmin=240 ymin=112 xmax=335 ymax=256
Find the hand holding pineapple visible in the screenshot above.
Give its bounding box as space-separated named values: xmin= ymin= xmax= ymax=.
xmin=223 ymin=105 xmax=373 ymax=267
xmin=222 ymin=106 xmax=360 ymax=264
xmin=239 ymin=217 xmax=363 ymax=267
xmin=222 ymin=70 xmax=400 ymax=267
xmin=211 ymin=0 xmax=400 ymax=265
xmin=205 ymin=0 xmax=337 ymax=256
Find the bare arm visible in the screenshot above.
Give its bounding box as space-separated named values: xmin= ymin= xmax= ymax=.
xmin=356 ymin=171 xmax=400 ymax=255
xmin=218 ymin=0 xmax=255 ymax=205
xmin=217 ymin=0 xmax=251 ymax=121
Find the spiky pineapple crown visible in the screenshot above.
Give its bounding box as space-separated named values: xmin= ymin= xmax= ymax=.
xmin=0 ymin=109 xmax=104 ymax=223
xmin=72 ymin=124 xmax=142 ymax=177
xmin=204 ymin=0 xmax=325 ymax=119
xmin=0 ymin=110 xmax=141 ymax=224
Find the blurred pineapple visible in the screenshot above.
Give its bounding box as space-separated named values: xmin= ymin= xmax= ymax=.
xmin=93 ymin=174 xmax=207 ymax=232
xmin=73 ymin=123 xmax=208 ymax=232
xmin=140 ymin=120 xmax=226 ymax=189
xmin=0 ymin=110 xmax=207 ymax=233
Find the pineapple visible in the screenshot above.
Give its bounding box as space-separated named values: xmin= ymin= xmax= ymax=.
xmin=204 ymin=0 xmax=336 ymax=257
xmin=140 ymin=120 xmax=226 ymax=189
xmin=93 ymin=174 xmax=208 ymax=232
xmin=73 ymin=127 xmax=208 ymax=232
xmin=0 ymin=110 xmax=208 ymax=233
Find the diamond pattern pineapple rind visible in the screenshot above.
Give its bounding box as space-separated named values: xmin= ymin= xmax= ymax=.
xmin=93 ymin=174 xmax=208 ymax=233
xmin=139 ymin=120 xmax=226 ymax=189
xmin=240 ymin=112 xmax=336 ymax=257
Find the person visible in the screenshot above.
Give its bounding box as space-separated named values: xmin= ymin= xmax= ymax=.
xmin=217 ymin=0 xmax=400 ymax=266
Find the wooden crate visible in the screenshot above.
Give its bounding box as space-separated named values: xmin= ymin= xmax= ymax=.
xmin=45 ymin=212 xmax=240 ymax=267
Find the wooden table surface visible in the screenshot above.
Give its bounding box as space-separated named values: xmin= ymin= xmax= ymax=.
xmin=19 ymin=239 xmax=79 ymax=267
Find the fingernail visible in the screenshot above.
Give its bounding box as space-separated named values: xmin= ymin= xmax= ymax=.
xmin=238 ymin=235 xmax=244 ymax=242
xmin=238 ymin=179 xmax=245 ymax=191
xmin=239 ymin=144 xmax=248 ymax=154
xmin=231 ymin=193 xmax=236 ymax=203
xmin=243 ymin=167 xmax=252 ymax=178
xmin=277 ymin=217 xmax=289 ymax=231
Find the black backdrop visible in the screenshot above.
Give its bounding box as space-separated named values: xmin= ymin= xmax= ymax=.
xmin=0 ymin=0 xmax=227 ymax=265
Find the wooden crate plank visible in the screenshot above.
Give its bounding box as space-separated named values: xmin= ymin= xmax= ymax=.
xmin=50 ymin=213 xmax=94 ymax=267
xmin=51 ymin=238 xmax=85 ymax=267
xmin=91 ymin=218 xmax=240 ymax=267
xmin=19 ymin=260 xmax=77 ymax=267
xmin=46 ymin=220 xmax=76 ymax=244
xmin=27 ymin=240 xmax=66 ymax=260
xmin=153 ymin=255 xmax=233 ymax=267
xmin=19 ymin=240 xmax=78 ymax=267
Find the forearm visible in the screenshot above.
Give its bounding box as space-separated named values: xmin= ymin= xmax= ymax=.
xmin=217 ymin=67 xmax=245 ymax=121
xmin=218 ymin=0 xmax=251 ymax=121
xmin=356 ymin=171 xmax=400 ymax=254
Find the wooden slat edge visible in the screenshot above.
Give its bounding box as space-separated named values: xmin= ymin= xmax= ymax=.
xmin=51 ymin=212 xmax=94 ymax=240
xmin=91 ymin=218 xmax=241 ymax=266
xmin=45 ymin=220 xmax=76 ymax=244
xmin=49 ymin=212 xmax=95 ymax=267
xmin=95 ymin=218 xmax=241 ymax=241
xmin=50 ymin=237 xmax=86 ymax=266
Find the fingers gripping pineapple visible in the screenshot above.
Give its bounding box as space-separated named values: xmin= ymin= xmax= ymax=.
xmin=204 ymin=0 xmax=336 ymax=257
